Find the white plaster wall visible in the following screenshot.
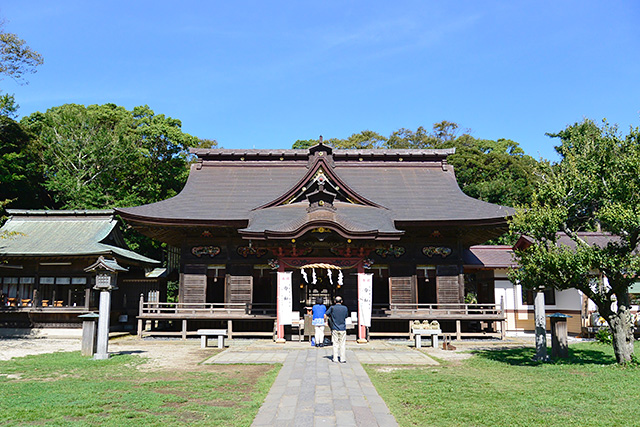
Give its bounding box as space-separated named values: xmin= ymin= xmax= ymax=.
xmin=492 ymin=269 xmax=582 ymax=312
xmin=494 ymin=282 xmax=515 ymax=309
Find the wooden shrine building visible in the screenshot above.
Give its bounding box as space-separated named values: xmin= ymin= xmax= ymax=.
xmin=0 ymin=210 xmax=162 ymax=331
xmin=117 ymin=143 xmax=514 ymax=341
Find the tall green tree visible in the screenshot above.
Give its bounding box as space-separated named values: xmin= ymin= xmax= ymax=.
xmin=21 ymin=103 xmax=204 ymax=210
xmin=0 ymin=105 xmax=47 ymax=207
xmin=510 ymin=119 xmax=640 ymax=364
xmin=0 ymin=21 xmax=44 ymax=218
xmin=21 ymin=103 xmax=212 ymax=259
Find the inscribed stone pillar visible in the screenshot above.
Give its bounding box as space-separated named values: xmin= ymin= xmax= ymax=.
xmin=94 ymin=281 xmax=112 ymax=360
xmin=533 ymin=290 xmax=549 ymax=361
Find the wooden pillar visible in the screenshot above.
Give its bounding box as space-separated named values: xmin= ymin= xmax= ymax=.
xmin=456 ymin=320 xmax=461 ymax=340
xmin=137 ymin=318 xmax=143 ymax=338
xmin=32 ymin=288 xmax=39 ymax=308
xmin=84 ymin=287 xmax=91 ymax=310
xmin=181 ymin=319 xmax=187 ymax=340
xmin=228 ymin=319 xmax=233 ymax=340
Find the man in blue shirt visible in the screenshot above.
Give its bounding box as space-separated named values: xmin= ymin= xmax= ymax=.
xmin=312 ymin=297 xmax=327 ymax=347
xmin=325 ymin=296 xmax=349 ymax=363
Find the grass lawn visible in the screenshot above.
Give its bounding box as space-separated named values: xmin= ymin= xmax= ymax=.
xmin=366 ymin=341 xmax=640 ymax=427
xmin=0 ymin=351 xmax=279 ymax=426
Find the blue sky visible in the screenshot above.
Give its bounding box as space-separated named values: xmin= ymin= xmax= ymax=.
xmin=1 ymin=1 xmax=639 ymax=161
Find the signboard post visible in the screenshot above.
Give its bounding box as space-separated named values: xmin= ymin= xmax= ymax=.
xmin=357 ymin=272 xmax=373 ymax=343
xmin=276 ymin=270 xmax=292 ymax=343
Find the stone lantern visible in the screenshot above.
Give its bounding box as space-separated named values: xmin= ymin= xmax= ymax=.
xmin=85 ymin=256 xmax=127 ymax=360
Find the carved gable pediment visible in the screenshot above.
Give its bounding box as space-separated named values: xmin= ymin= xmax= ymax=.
xmin=254 ymin=144 xmax=385 ymax=211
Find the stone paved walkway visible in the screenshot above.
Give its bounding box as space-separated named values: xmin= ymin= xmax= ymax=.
xmin=251 ymin=348 xmax=398 ymax=426
xmin=204 ymin=341 xmax=438 ymax=426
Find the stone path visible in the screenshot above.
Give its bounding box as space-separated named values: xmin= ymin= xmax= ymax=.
xmin=252 ymin=348 xmax=397 ymax=426
xmin=204 ymin=342 xmax=438 ymax=426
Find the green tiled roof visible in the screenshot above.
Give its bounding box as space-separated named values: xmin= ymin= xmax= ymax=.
xmin=0 ymin=210 xmax=159 ymax=265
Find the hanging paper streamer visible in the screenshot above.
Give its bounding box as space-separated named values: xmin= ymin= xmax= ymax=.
xmin=312 ymin=268 xmax=317 ymax=284
xmin=301 ymin=269 xmax=308 ymax=283
xmin=338 ymin=270 xmax=343 ymax=287
xmin=327 ymin=269 xmax=333 ymax=284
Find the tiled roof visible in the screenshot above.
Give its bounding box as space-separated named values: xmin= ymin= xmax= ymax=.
xmin=514 ymin=232 xmax=619 ymax=251
xmin=0 ymin=210 xmax=159 ymax=265
xmin=464 ymin=245 xmax=516 ymax=268
xmin=240 ymin=202 xmax=402 ymax=239
xmin=117 ymin=146 xmax=514 ymax=229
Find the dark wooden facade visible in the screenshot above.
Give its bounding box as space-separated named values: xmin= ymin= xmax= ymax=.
xmin=118 ymin=144 xmax=512 ymax=340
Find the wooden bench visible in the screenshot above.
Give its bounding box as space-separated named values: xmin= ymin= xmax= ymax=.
xmin=197 ymin=329 xmax=227 ymax=349
xmin=412 ymin=328 xmax=442 ymax=349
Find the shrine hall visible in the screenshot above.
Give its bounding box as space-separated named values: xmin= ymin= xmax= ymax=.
xmin=116 ymin=143 xmax=514 ymax=341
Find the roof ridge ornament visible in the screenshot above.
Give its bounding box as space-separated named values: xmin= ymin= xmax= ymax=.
xmin=308 ymin=136 xmax=334 ymax=169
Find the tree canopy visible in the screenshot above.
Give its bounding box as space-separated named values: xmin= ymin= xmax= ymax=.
xmin=21 ymin=103 xmax=207 ymax=210
xmin=510 ymin=118 xmax=640 ymax=364
xmin=0 ymin=22 xmax=44 ymax=234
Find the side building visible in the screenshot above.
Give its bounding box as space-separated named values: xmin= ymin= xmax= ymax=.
xmin=0 ymin=210 xmax=163 ymax=333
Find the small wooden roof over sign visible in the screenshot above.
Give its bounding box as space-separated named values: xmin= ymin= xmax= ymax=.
xmin=85 ymin=256 xmax=128 ymax=273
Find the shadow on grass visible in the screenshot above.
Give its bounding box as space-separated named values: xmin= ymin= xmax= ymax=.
xmin=473 ymin=345 xmax=618 ymax=366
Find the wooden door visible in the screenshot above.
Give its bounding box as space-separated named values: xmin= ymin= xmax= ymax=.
xmin=225 ymin=275 xmax=253 ymax=305
xmin=180 ymin=264 xmax=207 ymax=304
xmin=388 ymin=276 xmax=417 ymax=309
xmin=436 ymin=265 xmax=462 ymax=304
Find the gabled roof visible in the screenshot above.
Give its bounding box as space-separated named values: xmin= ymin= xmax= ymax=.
xmin=116 ymin=145 xmax=514 ymax=240
xmin=0 ymin=210 xmax=159 ymax=265
xmin=514 ymin=232 xmax=619 ymax=251
xmin=240 ymin=202 xmax=401 ymax=240
xmin=464 ymin=245 xmax=516 ymax=269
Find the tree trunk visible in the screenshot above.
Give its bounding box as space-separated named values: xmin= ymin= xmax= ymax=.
xmin=606 ymin=303 xmax=635 ymax=365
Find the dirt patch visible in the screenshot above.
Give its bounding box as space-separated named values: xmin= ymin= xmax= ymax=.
xmin=0 ymin=337 xmax=80 ymax=361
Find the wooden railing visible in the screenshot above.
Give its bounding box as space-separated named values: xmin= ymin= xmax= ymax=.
xmin=139 ymin=299 xmax=276 ymax=316
xmin=372 ymin=302 xmax=505 ymax=317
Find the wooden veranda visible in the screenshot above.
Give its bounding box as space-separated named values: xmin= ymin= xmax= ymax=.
xmin=136 ymin=296 xmax=506 ymax=341
xmin=137 ymin=297 xmax=277 ymax=339
xmin=370 ymin=302 xmax=506 ymax=340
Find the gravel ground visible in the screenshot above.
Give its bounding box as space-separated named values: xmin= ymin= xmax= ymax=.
xmin=0 ymin=334 xmax=552 ymax=366
xmin=0 ymin=335 xmax=217 ymax=370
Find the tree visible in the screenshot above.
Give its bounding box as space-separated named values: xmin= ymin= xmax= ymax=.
xmin=21 ymin=103 xmax=204 ymax=210
xmin=0 ymin=22 xmax=44 ymax=220
xmin=510 ymin=119 xmax=640 ymax=364
xmin=0 ymin=22 xmax=44 ymax=83
xmin=0 ymin=109 xmax=47 ymax=208
xmin=20 ymin=103 xmax=210 ymax=259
